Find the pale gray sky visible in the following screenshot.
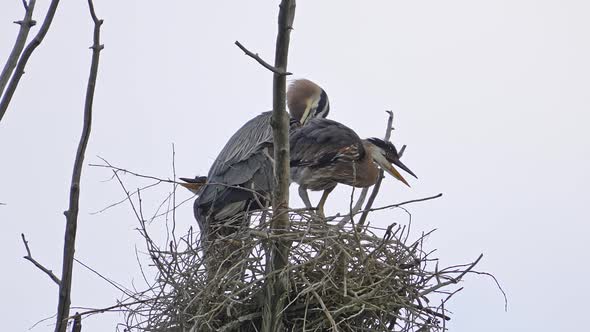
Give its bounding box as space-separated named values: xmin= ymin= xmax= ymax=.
xmin=1 ymin=1 xmax=589 ymax=331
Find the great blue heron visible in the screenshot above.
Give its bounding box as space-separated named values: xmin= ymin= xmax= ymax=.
xmin=290 ymin=118 xmax=417 ymax=217
xmin=189 ymin=79 xmax=330 ymax=241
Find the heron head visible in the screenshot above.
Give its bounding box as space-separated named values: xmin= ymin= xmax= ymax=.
xmin=287 ymin=79 xmax=330 ymax=125
xmin=365 ymin=138 xmax=417 ymax=187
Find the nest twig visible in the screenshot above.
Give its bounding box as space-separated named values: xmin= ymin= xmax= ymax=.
xmin=86 ymin=155 xmax=505 ymax=332
xmin=119 ymin=206 xmax=484 ymax=332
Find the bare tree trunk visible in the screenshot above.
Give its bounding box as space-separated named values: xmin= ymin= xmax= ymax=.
xmin=262 ymin=1 xmax=296 ymax=331
xmin=54 ymin=2 xmax=102 ymax=331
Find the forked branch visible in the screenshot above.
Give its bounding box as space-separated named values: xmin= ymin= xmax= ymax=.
xmin=0 ymin=0 xmax=37 ymax=98
xmin=0 ymin=0 xmax=60 ymax=123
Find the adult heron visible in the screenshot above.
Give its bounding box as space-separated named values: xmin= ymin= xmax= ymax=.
xmin=290 ymin=118 xmax=417 ymax=217
xmin=189 ymin=79 xmax=330 ymax=241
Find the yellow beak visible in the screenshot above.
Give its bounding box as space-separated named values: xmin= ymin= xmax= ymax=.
xmin=380 ymin=161 xmax=410 ymax=187
xmin=299 ymin=98 xmax=314 ymax=124
xmin=179 ymin=177 xmax=207 ymax=194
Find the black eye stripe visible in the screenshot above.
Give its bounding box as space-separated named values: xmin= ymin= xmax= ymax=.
xmin=314 ymin=90 xmax=328 ymax=116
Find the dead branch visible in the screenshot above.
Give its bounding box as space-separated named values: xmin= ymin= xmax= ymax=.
xmin=90 ymin=157 xmax=177 ymax=184
xmin=54 ymin=3 xmax=102 ymax=332
xmin=419 ymin=254 xmax=483 ymax=297
xmin=365 ymin=193 xmax=443 ymax=214
xmin=262 ymin=1 xmax=297 ymax=331
xmin=72 ymin=313 xmax=81 ymax=332
xmin=21 ymin=233 xmax=61 ymax=286
xmin=339 ymin=111 xmax=397 ymax=226
xmin=0 ymin=0 xmax=37 ymax=97
xmin=73 ymin=258 xmax=135 ymax=297
xmin=358 ymin=110 xmax=398 ymax=227
xmin=87 ymin=161 xmax=502 ymax=331
xmin=234 ymin=41 xmax=291 ymax=76
xmin=118 ymin=205 xmax=490 ymax=332
xmin=0 ymin=0 xmax=60 ymax=123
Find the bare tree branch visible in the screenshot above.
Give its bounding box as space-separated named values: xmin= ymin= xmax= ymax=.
xmin=90 ymin=157 xmax=176 ymax=183
xmin=419 ymin=254 xmax=483 ymax=297
xmin=71 ymin=313 xmax=82 ymax=332
xmin=21 ymin=233 xmax=61 ymax=286
xmin=54 ymin=3 xmax=102 ymax=332
xmin=235 ymin=41 xmax=292 ymax=76
xmin=261 ymin=1 xmax=296 ymax=331
xmin=0 ymin=0 xmax=36 ymax=97
xmin=0 ymin=0 xmax=60 ymax=123
xmin=338 ymin=111 xmax=396 ymax=226
xmin=365 ymin=193 xmax=443 ymax=214
xmin=358 ymin=110 xmax=400 ymax=227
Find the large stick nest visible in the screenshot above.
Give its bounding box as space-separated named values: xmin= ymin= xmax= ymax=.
xmin=122 ymin=208 xmax=483 ymax=332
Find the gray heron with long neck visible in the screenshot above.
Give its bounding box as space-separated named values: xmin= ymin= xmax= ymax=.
xmin=185 ymin=79 xmax=330 ymax=241
xmin=290 ymin=118 xmax=417 ymax=217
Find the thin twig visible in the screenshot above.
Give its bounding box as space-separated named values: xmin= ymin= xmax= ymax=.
xmin=90 ymin=157 xmax=176 ymax=184
xmin=54 ymin=3 xmax=102 ymax=332
xmin=358 ymin=110 xmax=396 ymax=227
xmin=419 ymin=254 xmax=483 ymax=297
xmin=365 ymin=193 xmax=443 ymax=214
xmin=234 ymin=41 xmax=292 ymax=76
xmin=469 ymin=270 xmax=509 ymax=311
xmin=67 ymin=299 xmax=150 ymax=319
xmin=74 ymin=258 xmax=134 ymax=297
xmin=21 ymin=233 xmax=61 ymax=285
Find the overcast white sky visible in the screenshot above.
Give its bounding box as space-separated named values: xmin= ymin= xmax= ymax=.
xmin=1 ymin=1 xmax=589 ymax=331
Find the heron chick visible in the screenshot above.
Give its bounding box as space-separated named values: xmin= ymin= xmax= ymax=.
xmin=290 ymin=118 xmax=417 ymax=218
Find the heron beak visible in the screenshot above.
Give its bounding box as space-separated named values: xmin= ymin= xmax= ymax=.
xmin=299 ymin=98 xmax=313 ymax=124
xmin=179 ymin=177 xmax=207 ymax=194
xmin=380 ymin=161 xmax=411 ymax=187
xmin=372 ymin=152 xmax=413 ymax=187
xmin=390 ymin=158 xmax=418 ymax=180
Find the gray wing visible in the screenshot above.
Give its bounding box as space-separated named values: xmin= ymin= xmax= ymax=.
xmin=195 ymin=111 xmax=274 ymax=221
xmin=290 ymin=118 xmax=365 ymax=168
xmin=209 ymin=111 xmax=274 ymax=178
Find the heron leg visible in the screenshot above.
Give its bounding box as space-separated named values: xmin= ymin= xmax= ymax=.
xmin=316 ymin=186 xmax=335 ymax=219
xmin=298 ymin=186 xmax=314 ymax=211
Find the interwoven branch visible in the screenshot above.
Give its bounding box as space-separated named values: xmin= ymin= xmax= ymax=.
xmin=118 ymin=206 xmax=485 ymax=332
xmin=84 ymin=156 xmax=505 ymax=331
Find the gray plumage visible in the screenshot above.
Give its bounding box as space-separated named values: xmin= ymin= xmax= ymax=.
xmin=192 ymin=79 xmax=330 ymax=241
xmin=290 ymin=118 xmax=417 ymax=217
xmin=290 ymin=118 xmax=365 ymax=191
xmin=194 ymin=112 xmax=274 ymax=236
